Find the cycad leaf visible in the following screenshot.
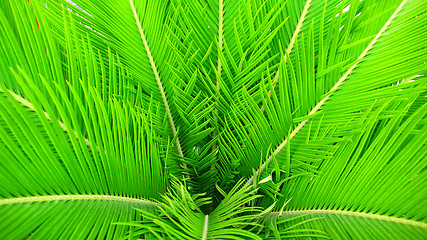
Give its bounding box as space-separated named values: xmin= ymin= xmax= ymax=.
xmin=0 ymin=198 xmax=153 ymax=239
xmin=267 ymin=211 xmax=426 ymax=239
xmin=0 ymin=0 xmax=426 ymax=239
xmin=0 ymin=76 xmax=162 ymax=238
xmin=264 ymin=0 xmax=427 ymax=237
xmin=127 ymin=180 xmax=265 ymax=239
xmin=0 ymin=1 xmax=166 ymax=238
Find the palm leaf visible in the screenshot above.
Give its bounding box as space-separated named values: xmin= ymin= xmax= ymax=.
xmin=0 ymin=1 xmax=165 ymax=238
xmin=0 ymin=0 xmax=426 ymax=239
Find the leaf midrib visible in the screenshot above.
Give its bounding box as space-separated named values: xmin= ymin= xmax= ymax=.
xmin=0 ymin=194 xmax=159 ymax=206
xmin=261 ymin=0 xmax=312 ymax=112
xmin=128 ymin=0 xmax=187 ymax=170
xmin=270 ymin=209 xmax=427 ymax=229
xmin=202 ymin=214 xmax=209 ymax=240
xmin=211 ymin=0 xmax=224 ymax=167
xmin=0 ymin=85 xmax=96 ymax=150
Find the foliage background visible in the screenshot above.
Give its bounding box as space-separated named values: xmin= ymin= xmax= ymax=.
xmin=0 ymin=0 xmax=426 ymax=239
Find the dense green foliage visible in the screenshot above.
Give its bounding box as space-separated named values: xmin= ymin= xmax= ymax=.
xmin=0 ymin=0 xmax=426 ymax=239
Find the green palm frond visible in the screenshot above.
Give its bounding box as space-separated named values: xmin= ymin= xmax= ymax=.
xmin=0 ymin=1 xmax=164 ymax=238
xmin=0 ymin=67 xmax=163 ymax=238
xmin=125 ymin=180 xmax=266 ymax=239
xmin=0 ymin=0 xmax=426 ymax=239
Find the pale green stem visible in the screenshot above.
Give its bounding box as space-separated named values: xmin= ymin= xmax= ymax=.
xmin=202 ymin=214 xmax=209 ymax=240
xmin=261 ymin=0 xmax=312 ymax=112
xmin=129 ymin=0 xmax=187 ymax=170
xmin=0 ymin=86 xmax=96 ymax=150
xmin=211 ymin=0 xmax=224 ymax=169
xmin=270 ymin=209 xmax=427 ymax=229
xmin=0 ymin=194 xmax=159 ymax=206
